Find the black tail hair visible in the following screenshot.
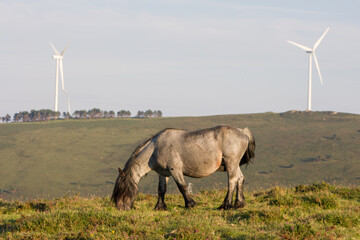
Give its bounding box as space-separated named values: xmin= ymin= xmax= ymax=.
xmin=240 ymin=128 xmax=255 ymax=166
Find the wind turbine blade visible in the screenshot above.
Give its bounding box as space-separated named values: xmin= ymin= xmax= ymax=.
xmin=50 ymin=42 xmax=60 ymax=54
xmin=313 ymin=27 xmax=330 ymax=50
xmin=312 ymin=53 xmax=323 ymax=85
xmin=61 ymin=41 xmax=70 ymax=56
xmin=287 ymin=40 xmax=312 ymax=52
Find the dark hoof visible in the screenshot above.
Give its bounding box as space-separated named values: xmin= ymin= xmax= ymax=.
xmin=233 ymin=200 xmax=246 ymax=209
xmin=154 ymin=203 xmax=167 ymax=211
xmin=217 ymin=203 xmax=232 ymax=210
xmin=185 ymin=199 xmax=196 ymax=208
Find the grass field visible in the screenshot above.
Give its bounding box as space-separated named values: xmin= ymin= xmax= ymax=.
xmin=1 ymin=183 xmax=359 ymax=239
xmin=0 ymin=111 xmax=360 ymax=200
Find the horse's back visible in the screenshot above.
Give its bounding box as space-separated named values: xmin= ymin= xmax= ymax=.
xmin=152 ymin=125 xmax=249 ymax=178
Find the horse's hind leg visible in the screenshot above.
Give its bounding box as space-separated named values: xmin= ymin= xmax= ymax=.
xmin=218 ymin=160 xmax=240 ymax=210
xmin=170 ymin=170 xmax=196 ymax=208
xmin=234 ymin=168 xmax=246 ymax=208
xmin=154 ymin=175 xmax=168 ymax=210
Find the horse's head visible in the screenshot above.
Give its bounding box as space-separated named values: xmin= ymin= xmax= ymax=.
xmin=111 ymin=168 xmax=137 ymax=210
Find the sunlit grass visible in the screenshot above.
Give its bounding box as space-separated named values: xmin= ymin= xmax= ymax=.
xmin=1 ymin=183 xmax=359 ymax=239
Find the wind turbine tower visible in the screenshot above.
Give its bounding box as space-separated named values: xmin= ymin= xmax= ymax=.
xmin=50 ymin=42 xmax=71 ymax=114
xmin=287 ymin=27 xmax=329 ymax=111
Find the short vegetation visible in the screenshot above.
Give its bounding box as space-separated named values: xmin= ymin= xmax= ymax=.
xmin=0 ymin=111 xmax=359 ymax=238
xmin=1 ymin=183 xmax=359 ymax=239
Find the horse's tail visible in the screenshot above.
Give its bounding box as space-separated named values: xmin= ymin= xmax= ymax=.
xmin=240 ymin=127 xmax=255 ymax=166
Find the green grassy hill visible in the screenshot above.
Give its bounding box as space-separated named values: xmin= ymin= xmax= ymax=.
xmin=1 ymin=183 xmax=359 ymax=239
xmin=0 ymin=111 xmax=359 ymax=200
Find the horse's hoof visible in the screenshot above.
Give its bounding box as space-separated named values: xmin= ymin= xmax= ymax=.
xmin=233 ymin=200 xmax=246 ymax=209
xmin=185 ymin=199 xmax=196 ymax=208
xmin=154 ymin=207 xmax=167 ymax=211
xmin=154 ymin=204 xmax=167 ymax=211
xmin=217 ymin=203 xmax=232 ymax=210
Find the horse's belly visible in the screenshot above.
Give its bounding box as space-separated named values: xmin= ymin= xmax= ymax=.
xmin=182 ymin=158 xmax=222 ymax=178
xmin=154 ymin=168 xmax=172 ymax=177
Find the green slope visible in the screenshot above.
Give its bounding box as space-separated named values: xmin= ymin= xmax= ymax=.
xmin=0 ymin=111 xmax=359 ymax=200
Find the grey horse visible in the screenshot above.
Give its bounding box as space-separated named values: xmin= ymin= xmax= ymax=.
xmin=112 ymin=125 xmax=255 ymax=210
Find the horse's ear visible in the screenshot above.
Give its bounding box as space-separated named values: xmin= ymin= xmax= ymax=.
xmin=118 ymin=167 xmax=125 ymax=178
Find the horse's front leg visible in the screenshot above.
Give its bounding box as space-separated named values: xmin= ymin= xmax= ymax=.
xmin=234 ymin=167 xmax=246 ymax=209
xmin=154 ymin=175 xmax=168 ymax=210
xmin=218 ymin=164 xmax=239 ymax=210
xmin=170 ymin=169 xmax=196 ymax=208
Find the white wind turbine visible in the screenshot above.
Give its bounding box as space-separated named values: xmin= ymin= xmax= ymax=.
xmin=50 ymin=42 xmax=71 ymax=114
xmin=287 ymin=27 xmax=329 ymax=111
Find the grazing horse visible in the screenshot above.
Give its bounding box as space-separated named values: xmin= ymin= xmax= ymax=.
xmin=112 ymin=125 xmax=255 ymax=210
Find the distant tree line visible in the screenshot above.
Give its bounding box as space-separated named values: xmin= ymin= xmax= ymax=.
xmin=117 ymin=110 xmax=131 ymax=118
xmin=1 ymin=108 xmax=162 ymax=123
xmin=136 ymin=110 xmax=162 ymax=118
xmin=1 ymin=114 xmax=11 ymax=123
xmin=11 ymin=110 xmax=60 ymax=122
xmin=73 ymin=108 xmax=118 ymax=119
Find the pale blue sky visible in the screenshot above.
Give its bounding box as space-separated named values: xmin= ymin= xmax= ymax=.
xmin=1 ymin=0 xmax=359 ymax=117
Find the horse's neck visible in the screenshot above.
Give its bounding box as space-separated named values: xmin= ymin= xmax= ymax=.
xmin=125 ymin=142 xmax=154 ymax=184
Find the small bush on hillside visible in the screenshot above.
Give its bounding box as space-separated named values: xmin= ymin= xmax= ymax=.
xmin=301 ymin=192 xmax=338 ymax=209
xmin=334 ymin=187 xmax=360 ymax=200
xmin=255 ymin=183 xmax=339 ymax=209
xmin=295 ymin=182 xmax=335 ymax=193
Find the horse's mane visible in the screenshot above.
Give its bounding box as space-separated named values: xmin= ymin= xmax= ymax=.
xmin=123 ymin=137 xmax=152 ymax=173
xmin=123 ymin=128 xmax=177 ymax=173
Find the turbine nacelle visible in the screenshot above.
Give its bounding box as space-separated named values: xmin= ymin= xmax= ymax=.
xmin=52 ymin=55 xmax=62 ymax=59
